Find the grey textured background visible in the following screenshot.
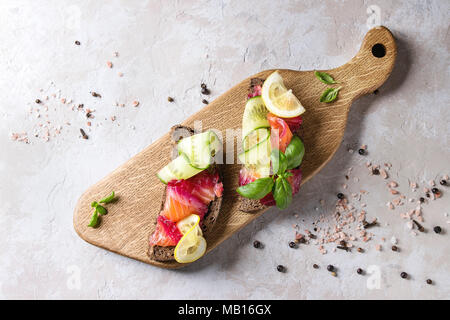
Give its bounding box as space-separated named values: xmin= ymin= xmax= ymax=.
xmin=1 ymin=0 xmax=449 ymax=299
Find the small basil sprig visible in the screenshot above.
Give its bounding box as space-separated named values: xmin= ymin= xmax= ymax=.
xmin=314 ymin=71 xmax=338 ymax=85
xmin=320 ymin=87 xmax=342 ymax=103
xmin=284 ymin=136 xmax=305 ymax=169
xmin=88 ymin=191 xmax=116 ymax=228
xmin=237 ymin=137 xmax=305 ymax=209
xmin=236 ymin=177 xmax=274 ymax=199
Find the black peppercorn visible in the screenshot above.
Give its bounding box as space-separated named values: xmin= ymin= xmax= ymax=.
xmin=201 ymin=87 xmax=210 ymax=95
xmin=313 ymin=264 xmax=319 ymax=269
xmin=277 ymin=265 xmax=285 ymax=273
xmin=431 ymin=188 xmax=439 ymax=194
xmin=289 ymin=241 xmax=297 ymax=248
xmin=357 ymin=268 xmax=363 ymax=275
xmin=400 ymin=272 xmax=408 ymax=279
xmin=201 ymin=83 xmax=206 ymax=89
xmin=433 ymin=226 xmax=442 ymax=234
xmin=253 ymin=240 xmax=261 ymax=248
xmin=337 ymin=193 xmax=344 ymax=200
xmin=419 ymin=197 xmax=425 ymax=203
xmin=327 ymin=265 xmax=334 ymax=272
xmin=167 ymin=97 xmax=174 ymax=102
xmin=440 ymin=180 xmax=447 ymax=186
xmin=426 ymin=279 xmax=432 ymax=285
xmin=202 ymin=99 xmax=209 ymax=104
xmin=358 ymin=149 xmax=365 ymax=155
xmin=391 ymin=245 xmax=398 ymax=252
xmin=372 ymin=168 xmax=380 ymax=175
xmin=426 ymin=193 xmax=430 ymax=198
xmin=35 ymin=99 xmax=41 ymax=104
xmin=75 ymin=40 xmax=80 ymax=45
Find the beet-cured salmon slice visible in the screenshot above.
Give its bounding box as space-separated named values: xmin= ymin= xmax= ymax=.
xmin=161 ymin=180 xmax=208 ymax=222
xmin=149 ymin=215 xmax=183 ymax=247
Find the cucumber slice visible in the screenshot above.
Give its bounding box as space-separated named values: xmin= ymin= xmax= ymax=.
xmin=242 ymin=127 xmax=270 ymax=151
xmin=242 ymin=96 xmax=270 ymax=140
xmin=238 ymin=138 xmax=271 ymax=168
xmin=156 ymin=154 xmax=203 ymax=184
xmin=177 ymin=131 xmax=221 ymax=169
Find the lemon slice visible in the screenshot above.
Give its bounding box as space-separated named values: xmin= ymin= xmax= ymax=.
xmin=177 ymin=214 xmax=201 ymax=235
xmin=174 ymin=215 xmax=207 ymax=263
xmin=261 ymin=71 xmax=305 ymax=118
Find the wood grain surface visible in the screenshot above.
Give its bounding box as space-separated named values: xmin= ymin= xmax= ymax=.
xmin=73 ymin=26 xmax=397 ymax=269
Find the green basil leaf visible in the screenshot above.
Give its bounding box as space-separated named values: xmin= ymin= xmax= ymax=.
xmin=99 ymin=191 xmax=115 ymax=204
xmin=271 ymin=149 xmax=288 ymax=175
xmin=236 ymin=177 xmax=274 ymax=200
xmin=320 ymin=87 xmax=342 ymax=103
xmin=91 ymin=201 xmax=98 ymax=208
xmin=314 ymin=71 xmax=338 ymax=85
xmin=273 ymin=177 xmax=292 ymax=210
xmin=96 ymin=205 xmax=107 ymax=215
xmin=285 ymin=136 xmax=305 ymax=169
xmin=88 ymin=211 xmax=100 ymax=228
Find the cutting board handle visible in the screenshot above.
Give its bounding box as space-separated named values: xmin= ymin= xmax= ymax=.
xmin=333 ymin=26 xmax=397 ymax=101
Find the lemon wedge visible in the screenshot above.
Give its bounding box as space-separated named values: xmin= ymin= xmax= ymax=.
xmin=174 ymin=214 xmax=207 ymax=263
xmin=261 ymin=71 xmax=305 ymax=118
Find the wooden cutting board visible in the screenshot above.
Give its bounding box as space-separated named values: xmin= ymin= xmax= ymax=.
xmin=73 ymin=26 xmax=396 ymax=268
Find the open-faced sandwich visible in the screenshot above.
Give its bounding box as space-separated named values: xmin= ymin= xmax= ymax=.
xmin=237 ymin=71 xmax=306 ymax=212
xmin=148 ymin=126 xmax=223 ymax=263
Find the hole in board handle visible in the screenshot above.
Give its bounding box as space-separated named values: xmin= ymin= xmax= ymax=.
xmin=371 ymin=43 xmax=386 ymax=58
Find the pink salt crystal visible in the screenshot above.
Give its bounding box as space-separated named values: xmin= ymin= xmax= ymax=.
xmin=390 ymin=189 xmax=399 ymax=195
xmin=118 ymin=72 xmax=123 ymax=77
xmin=61 ymin=98 xmax=66 ymax=104
xmin=375 ymin=244 xmax=382 ymax=251
xmin=360 ymin=145 xmax=367 ymax=150
xmin=387 ymin=202 xmax=394 ymax=210
xmin=406 ymin=221 xmax=413 ymax=229
xmin=444 ymin=175 xmax=449 ymax=180
xmin=107 ymin=61 xmax=113 ymax=68
xmin=111 ymin=116 xmax=116 ymax=121
xmin=295 ymin=232 xmax=304 ymax=240
xmin=132 ymin=100 xmax=139 ymax=107
xmin=380 ymin=169 xmax=388 ymax=179
xmin=389 ymin=181 xmax=398 ymax=188
xmin=429 ymin=180 xmax=435 ymax=186
xmin=366 ymin=161 xmax=372 ymax=167
xmin=417 ymin=216 xmax=424 ymax=223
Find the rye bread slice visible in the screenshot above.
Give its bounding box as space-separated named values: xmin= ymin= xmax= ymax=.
xmin=148 ymin=125 xmax=223 ymax=262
